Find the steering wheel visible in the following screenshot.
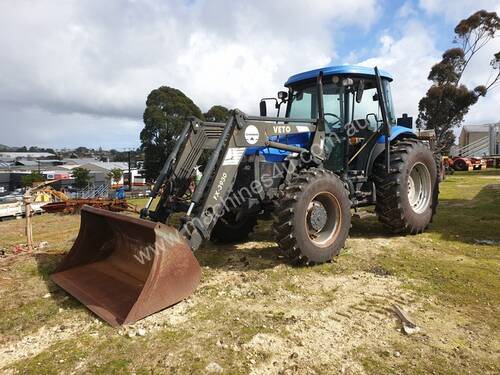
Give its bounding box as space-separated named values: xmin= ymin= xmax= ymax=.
xmin=324 ymin=112 xmax=341 ymax=129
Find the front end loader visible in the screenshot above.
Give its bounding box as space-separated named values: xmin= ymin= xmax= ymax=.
xmin=52 ymin=66 xmax=438 ymax=325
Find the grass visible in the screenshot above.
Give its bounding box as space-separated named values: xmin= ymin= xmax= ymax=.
xmin=128 ymin=196 xmax=158 ymax=211
xmin=377 ymin=171 xmax=500 ymax=328
xmin=353 ymin=170 xmax=500 ymax=374
xmin=0 ymin=169 xmax=499 ymax=374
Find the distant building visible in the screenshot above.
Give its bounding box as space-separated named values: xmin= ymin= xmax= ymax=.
xmin=0 ymin=152 xmax=55 ymax=160
xmin=0 ymin=167 xmax=72 ymax=193
xmin=78 ymin=162 xmax=145 ymax=187
xmin=459 ymin=123 xmax=497 ymax=147
xmin=62 ymin=158 xmax=100 ymax=165
xmin=14 ymin=160 xmax=39 ymax=167
xmin=0 ymin=155 xmax=146 ymax=193
xmin=80 ymin=161 xmax=129 ymax=171
xmin=457 ymin=123 xmax=499 ymax=157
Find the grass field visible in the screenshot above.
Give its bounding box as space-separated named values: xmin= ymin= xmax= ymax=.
xmin=0 ymin=170 xmax=499 ymax=374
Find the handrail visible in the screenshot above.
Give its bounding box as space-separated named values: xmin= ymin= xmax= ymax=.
xmin=460 ymin=135 xmax=489 ymax=152
xmin=463 ymin=140 xmax=488 ymax=152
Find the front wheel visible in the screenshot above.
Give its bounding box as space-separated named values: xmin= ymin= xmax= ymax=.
xmin=374 ymin=139 xmax=437 ymax=234
xmin=210 ymin=211 xmax=257 ymax=243
xmin=273 ymin=168 xmax=351 ymax=264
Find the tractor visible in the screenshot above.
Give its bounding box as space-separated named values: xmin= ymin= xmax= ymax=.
xmin=51 ymin=65 xmax=438 ymax=326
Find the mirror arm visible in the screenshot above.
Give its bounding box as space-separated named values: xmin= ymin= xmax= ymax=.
xmin=356 ymin=79 xmax=365 ymax=103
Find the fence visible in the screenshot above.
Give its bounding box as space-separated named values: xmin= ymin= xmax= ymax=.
xmin=74 ymin=183 xmax=109 ymax=199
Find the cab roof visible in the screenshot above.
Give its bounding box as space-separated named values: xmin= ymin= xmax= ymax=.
xmin=285 ymin=65 xmax=393 ymax=87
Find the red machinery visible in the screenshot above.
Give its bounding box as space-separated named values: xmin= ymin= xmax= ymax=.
xmin=449 ymin=156 xmax=486 ymax=171
xmin=42 ymin=199 xmax=136 ymax=214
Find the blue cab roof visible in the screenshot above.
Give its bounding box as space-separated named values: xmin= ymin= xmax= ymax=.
xmin=285 ymin=65 xmax=393 ymax=87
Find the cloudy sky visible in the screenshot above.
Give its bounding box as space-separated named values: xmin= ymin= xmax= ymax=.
xmin=0 ymin=0 xmax=499 ymax=149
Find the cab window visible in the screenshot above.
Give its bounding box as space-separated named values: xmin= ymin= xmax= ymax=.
xmin=382 ymin=80 xmax=396 ymax=124
xmin=288 ymin=84 xmax=342 ymax=132
xmin=352 ymin=86 xmax=379 ymax=130
xmin=323 ymin=84 xmax=343 ymax=131
xmin=288 ymin=88 xmax=315 ymax=118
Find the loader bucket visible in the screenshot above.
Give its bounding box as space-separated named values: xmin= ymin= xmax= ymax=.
xmin=51 ymin=206 xmax=201 ymax=326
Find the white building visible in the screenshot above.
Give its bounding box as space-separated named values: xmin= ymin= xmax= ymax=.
xmin=78 ymin=161 xmax=145 ymax=187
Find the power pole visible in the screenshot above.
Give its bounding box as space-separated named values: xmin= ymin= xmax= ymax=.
xmin=128 ymin=150 xmax=132 ymax=192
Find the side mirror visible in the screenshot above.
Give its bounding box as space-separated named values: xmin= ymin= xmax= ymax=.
xmin=366 ymin=113 xmax=380 ymax=129
xmin=366 ymin=113 xmax=379 ymax=122
xmin=259 ymin=101 xmax=267 ymax=117
xmin=355 ymin=80 xmax=364 ymax=103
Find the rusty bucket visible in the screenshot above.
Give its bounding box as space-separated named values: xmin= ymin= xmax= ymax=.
xmin=51 ymin=206 xmax=201 ymax=326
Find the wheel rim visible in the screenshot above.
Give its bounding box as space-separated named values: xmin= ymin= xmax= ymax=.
xmin=407 ymin=162 xmax=431 ymax=214
xmin=305 ymin=192 xmax=341 ymax=247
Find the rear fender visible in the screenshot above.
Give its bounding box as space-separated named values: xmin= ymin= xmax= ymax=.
xmin=368 ymin=126 xmax=416 ymax=175
xmin=376 ymin=125 xmax=416 ymax=145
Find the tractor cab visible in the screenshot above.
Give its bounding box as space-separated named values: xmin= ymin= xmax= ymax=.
xmin=260 ymin=65 xmax=413 ymax=174
xmin=284 ymin=65 xmax=396 ymax=131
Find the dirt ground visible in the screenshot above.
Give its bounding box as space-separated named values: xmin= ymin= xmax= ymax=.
xmin=0 ymin=170 xmax=499 ymax=374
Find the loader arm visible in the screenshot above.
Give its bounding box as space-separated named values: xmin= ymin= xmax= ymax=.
xmin=144 ymin=118 xmax=226 ymax=222
xmin=178 ymin=110 xmax=319 ymax=250
xmin=142 ymin=117 xmax=225 ymax=221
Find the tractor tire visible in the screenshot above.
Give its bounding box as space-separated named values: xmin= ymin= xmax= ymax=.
xmin=210 ymin=211 xmax=257 ymax=243
xmin=435 ymin=153 xmax=445 ymax=182
xmin=374 ymin=139 xmax=437 ymax=234
xmin=273 ymin=168 xmax=351 ymax=264
xmin=432 ymin=153 xmax=442 ymax=218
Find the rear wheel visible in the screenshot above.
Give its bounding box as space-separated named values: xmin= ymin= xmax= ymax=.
xmin=273 ymin=168 xmax=351 ymax=264
xmin=374 ymin=139 xmax=437 ymax=234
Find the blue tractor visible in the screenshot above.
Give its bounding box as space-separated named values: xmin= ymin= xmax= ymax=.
xmin=51 ymin=65 xmax=438 ymax=326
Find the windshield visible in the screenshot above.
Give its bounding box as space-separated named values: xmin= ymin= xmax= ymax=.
xmin=350 ymin=79 xmax=396 ymax=128
xmin=382 ymin=79 xmax=396 ymax=125
xmin=287 ymin=78 xmax=395 ymax=129
xmin=287 ymin=84 xmax=343 ymax=132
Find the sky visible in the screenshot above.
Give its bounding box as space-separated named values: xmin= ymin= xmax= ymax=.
xmin=0 ymin=0 xmax=499 ymax=149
